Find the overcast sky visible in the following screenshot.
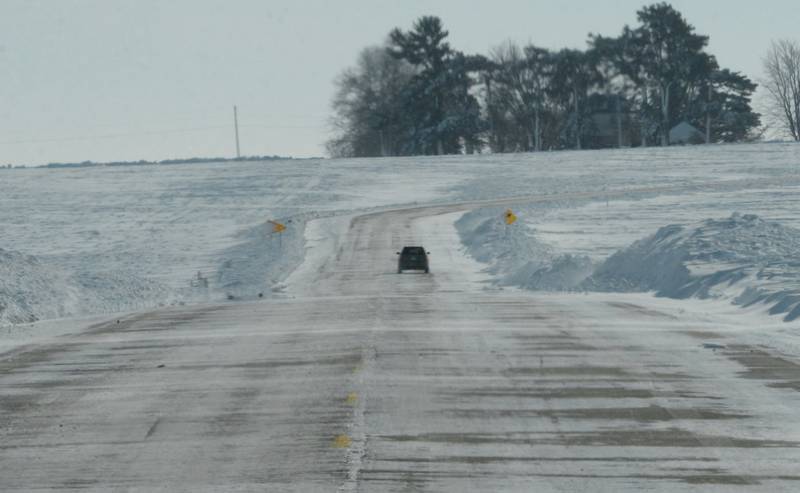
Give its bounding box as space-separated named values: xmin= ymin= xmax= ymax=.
xmin=1 ymin=0 xmax=797 ymax=166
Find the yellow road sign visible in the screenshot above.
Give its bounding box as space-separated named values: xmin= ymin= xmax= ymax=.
xmin=504 ymin=209 xmax=517 ymax=225
xmin=333 ymin=435 xmax=352 ymax=448
xmin=269 ymin=220 xmax=286 ymax=233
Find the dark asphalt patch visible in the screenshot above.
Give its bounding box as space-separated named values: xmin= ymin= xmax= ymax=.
xmin=725 ymin=345 xmax=800 ymax=391
xmin=378 ymin=429 xmax=798 ymax=448
xmin=438 ymin=405 xmax=749 ymax=422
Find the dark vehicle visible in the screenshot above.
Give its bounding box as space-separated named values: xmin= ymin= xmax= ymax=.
xmin=397 ymin=246 xmax=430 ymax=273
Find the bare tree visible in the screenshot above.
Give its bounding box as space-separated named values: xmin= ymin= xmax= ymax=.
xmin=762 ymin=39 xmax=800 ymax=141
xmin=326 ymin=45 xmax=415 ymax=158
xmin=487 ymin=42 xmax=553 ymax=152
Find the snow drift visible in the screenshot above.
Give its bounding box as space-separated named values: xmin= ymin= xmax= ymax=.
xmin=455 ymin=210 xmax=594 ymax=291
xmin=458 ymin=210 xmax=800 ymax=321
xmin=585 ymin=213 xmax=800 ymax=321
xmin=215 ymin=212 xmax=325 ymax=299
xmin=0 ymin=247 xmax=171 ymax=326
xmin=0 ymin=212 xmax=314 ymax=326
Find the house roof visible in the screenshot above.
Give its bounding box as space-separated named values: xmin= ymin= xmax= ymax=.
xmin=670 ymin=121 xmax=703 ymax=143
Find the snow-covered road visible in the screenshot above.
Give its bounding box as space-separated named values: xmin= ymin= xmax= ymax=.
xmin=3 ymin=197 xmax=800 ymax=491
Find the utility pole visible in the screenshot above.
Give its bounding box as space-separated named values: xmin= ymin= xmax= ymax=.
xmin=705 ymin=84 xmax=712 ymax=144
xmin=233 ymin=105 xmax=241 ymax=159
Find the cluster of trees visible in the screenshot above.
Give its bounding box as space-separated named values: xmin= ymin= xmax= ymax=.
xmin=328 ymin=3 xmax=762 ymax=158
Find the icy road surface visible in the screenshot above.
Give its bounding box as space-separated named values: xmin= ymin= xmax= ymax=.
xmin=2 ymin=198 xmax=800 ymax=492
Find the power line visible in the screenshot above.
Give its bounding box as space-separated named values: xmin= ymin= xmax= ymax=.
xmin=0 ymin=123 xmax=327 ymax=146
xmin=234 ymin=105 xmax=241 ymax=158
xmin=0 ymin=125 xmax=230 ymax=145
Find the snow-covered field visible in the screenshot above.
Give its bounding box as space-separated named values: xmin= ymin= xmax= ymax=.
xmin=0 ymin=158 xmax=462 ymax=328
xmin=455 ymin=144 xmax=800 ymax=322
xmin=2 ymin=142 xmax=800 ymax=340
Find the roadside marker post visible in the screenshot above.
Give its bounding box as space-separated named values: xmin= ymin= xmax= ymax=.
xmin=268 ymin=220 xmax=287 ymax=248
xmin=269 ymin=221 xmax=286 ymax=233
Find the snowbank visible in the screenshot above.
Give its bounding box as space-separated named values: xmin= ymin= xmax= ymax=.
xmin=455 ymin=210 xmax=594 ymax=291
xmin=458 ymin=209 xmax=800 ymax=322
xmin=215 ymin=212 xmax=326 ymax=299
xmin=0 ymin=211 xmax=320 ymax=326
xmin=584 ymin=213 xmax=800 ymax=321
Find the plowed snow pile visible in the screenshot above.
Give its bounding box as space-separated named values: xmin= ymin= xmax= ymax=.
xmin=456 ymin=211 xmax=594 ymax=291
xmin=458 ymin=211 xmax=800 ymax=321
xmin=584 ymin=213 xmax=800 ymax=321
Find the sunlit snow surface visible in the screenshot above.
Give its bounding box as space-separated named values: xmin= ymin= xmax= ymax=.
xmin=2 ymin=143 xmax=800 ymax=330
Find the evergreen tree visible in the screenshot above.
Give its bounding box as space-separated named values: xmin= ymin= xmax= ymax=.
xmin=690 ymin=69 xmax=761 ymax=143
xmin=328 ymin=5 xmax=763 ymax=157
xmin=549 ymin=48 xmax=603 ymax=149
xmin=389 ymin=16 xmax=451 ymax=154
xmin=440 ymin=53 xmax=488 ymax=154
xmin=591 ymin=30 xmax=649 ymax=147
xmin=592 ymin=5 xmax=758 ymax=147
xmin=631 ymin=3 xmax=713 ymax=145
xmin=389 ymin=16 xmax=484 ymax=155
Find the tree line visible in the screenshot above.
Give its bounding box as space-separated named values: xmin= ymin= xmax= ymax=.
xmin=327 ymin=3 xmax=762 ymax=158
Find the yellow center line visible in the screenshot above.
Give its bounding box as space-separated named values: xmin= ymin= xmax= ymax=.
xmin=333 ymin=435 xmax=352 ymax=448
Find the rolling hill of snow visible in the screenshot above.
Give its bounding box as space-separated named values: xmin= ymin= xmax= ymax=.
xmin=2 ymin=142 xmax=800 ymax=330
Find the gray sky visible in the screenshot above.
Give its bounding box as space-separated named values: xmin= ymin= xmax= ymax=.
xmin=1 ymin=0 xmax=797 ymax=166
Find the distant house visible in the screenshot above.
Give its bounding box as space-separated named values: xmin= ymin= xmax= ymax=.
xmin=669 ymin=121 xmax=704 ymax=145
